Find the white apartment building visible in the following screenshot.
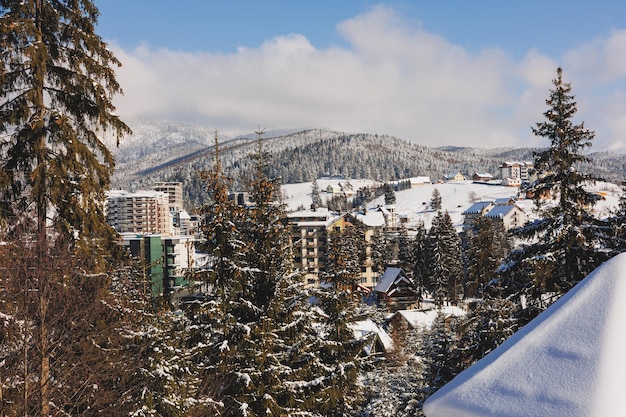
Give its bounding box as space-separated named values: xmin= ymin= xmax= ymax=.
xmin=106 ymin=190 xmax=171 ymax=236
xmin=152 ymin=181 xmax=184 ymax=212
xmin=499 ymin=161 xmax=533 ymax=182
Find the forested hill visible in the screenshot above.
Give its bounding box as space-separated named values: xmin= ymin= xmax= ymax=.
xmin=110 ymin=120 xmax=626 ymax=207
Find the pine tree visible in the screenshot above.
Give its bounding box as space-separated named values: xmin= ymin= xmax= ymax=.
xmin=397 ymin=225 xmax=414 ymax=276
xmin=383 ymin=183 xmax=396 ymax=205
xmin=465 ymin=215 xmax=502 ymax=298
xmin=0 ymin=0 xmax=130 ymax=259
xmin=311 ymin=177 xmax=323 ymax=209
xmin=427 ymin=211 xmax=463 ymax=306
xmin=430 ymin=188 xmax=442 ymax=212
xmin=412 ymin=221 xmax=429 ymax=304
xmin=323 ymin=217 xmax=366 ymax=289
xmin=501 ymin=68 xmax=609 ymax=300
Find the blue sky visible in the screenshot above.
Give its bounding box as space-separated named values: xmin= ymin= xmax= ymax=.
xmin=95 ymin=1 xmax=626 ymax=151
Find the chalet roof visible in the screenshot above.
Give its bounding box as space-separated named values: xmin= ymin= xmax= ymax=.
xmin=354 ymin=211 xmax=386 ymax=227
xmin=423 ymin=252 xmax=626 ymax=417
xmin=374 ymin=267 xmax=407 ymax=293
xmin=484 ymin=204 xmax=519 ymax=219
xmin=350 ymin=319 xmax=394 ymax=353
xmin=462 ymin=201 xmax=494 ymax=215
xmin=393 ymin=306 xmax=466 ymax=330
xmin=494 ymin=197 xmax=516 ymax=205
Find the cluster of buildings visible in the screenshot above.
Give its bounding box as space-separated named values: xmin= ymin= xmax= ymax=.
xmin=106 ymin=160 xmax=533 ymax=303
xmin=446 ymin=161 xmax=534 ymax=186
xmin=106 ymin=182 xmax=201 ymax=297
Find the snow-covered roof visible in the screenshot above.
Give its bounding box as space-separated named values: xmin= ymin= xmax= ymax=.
xmin=494 ymin=197 xmax=516 ymax=205
xmin=462 ymin=201 xmax=494 ymax=215
xmin=394 ymin=306 xmax=466 ymax=330
xmin=484 ymin=204 xmax=517 ymax=219
xmin=355 ymin=211 xmax=386 ymax=227
xmin=423 ymin=252 xmax=626 ymax=417
xmin=373 ymin=267 xmax=406 ymax=293
xmin=350 ymin=319 xmax=394 ymax=353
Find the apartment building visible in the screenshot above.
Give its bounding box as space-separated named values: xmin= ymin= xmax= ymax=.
xmin=287 ymin=208 xmax=347 ymax=287
xmin=499 ymin=161 xmax=533 ymax=182
xmin=152 ymin=181 xmax=184 ymax=212
xmin=286 ymin=208 xmax=387 ymax=289
xmin=106 ymin=190 xmax=171 ymax=236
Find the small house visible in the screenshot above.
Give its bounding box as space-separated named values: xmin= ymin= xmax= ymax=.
xmin=373 ymin=267 xmax=420 ymax=311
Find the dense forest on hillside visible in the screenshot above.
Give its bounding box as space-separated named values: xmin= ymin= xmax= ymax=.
xmin=110 ymin=121 xmax=626 ymax=208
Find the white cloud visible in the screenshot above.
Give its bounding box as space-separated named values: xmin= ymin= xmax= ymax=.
xmin=108 ymin=5 xmax=626 ymax=152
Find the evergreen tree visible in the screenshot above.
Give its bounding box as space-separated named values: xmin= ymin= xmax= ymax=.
xmin=397 ymin=225 xmax=414 ymax=276
xmin=323 ymin=217 xmax=366 ymax=289
xmin=427 ymin=211 xmax=463 ymax=306
xmin=311 ymin=177 xmax=323 ymax=209
xmin=465 ymin=215 xmax=502 ymax=298
xmin=370 ymin=227 xmax=388 ymax=275
xmin=430 ymin=188 xmax=442 ymax=212
xmin=0 ymin=0 xmax=130 ymax=258
xmin=501 ymin=68 xmax=609 ymax=300
xmin=412 ymin=221 xmax=429 ymax=304
xmin=383 ymin=183 xmax=396 ymax=205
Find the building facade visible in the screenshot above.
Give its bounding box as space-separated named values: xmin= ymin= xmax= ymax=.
xmin=106 ymin=190 xmax=171 ymax=236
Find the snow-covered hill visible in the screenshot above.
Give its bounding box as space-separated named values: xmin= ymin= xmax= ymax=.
xmin=282 ymin=180 xmax=621 ymax=230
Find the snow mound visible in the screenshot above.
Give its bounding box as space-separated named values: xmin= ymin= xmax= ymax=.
xmin=423 ymin=252 xmax=626 ymax=417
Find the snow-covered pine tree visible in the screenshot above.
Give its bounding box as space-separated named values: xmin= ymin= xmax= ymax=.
xmin=412 ymin=221 xmax=429 ymax=304
xmin=311 ymin=177 xmax=323 ymax=209
xmin=187 ymin=131 xmax=250 ymax=415
xmin=0 ymin=0 xmax=130 ymax=264
xmin=397 ymin=225 xmax=414 ymax=277
xmin=383 ymin=183 xmax=396 ymax=205
xmin=370 ymin=227 xmax=388 ymax=276
xmin=501 ymin=68 xmax=610 ymax=300
xmin=465 ymin=215 xmax=502 ymax=298
xmin=430 ymin=188 xmax=442 ymax=212
xmin=427 ymin=211 xmax=463 ymax=306
xmin=107 ymin=256 xmax=196 ymax=417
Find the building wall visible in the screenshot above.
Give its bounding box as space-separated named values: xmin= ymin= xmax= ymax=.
xmin=152 ymin=181 xmax=184 ymax=212
xmin=107 ymin=190 xmax=171 ymax=236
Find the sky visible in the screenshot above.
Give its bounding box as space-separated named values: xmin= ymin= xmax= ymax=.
xmin=95 ymin=1 xmax=626 ymax=151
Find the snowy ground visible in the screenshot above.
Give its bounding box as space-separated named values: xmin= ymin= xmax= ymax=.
xmin=282 ymin=179 xmax=622 ymax=230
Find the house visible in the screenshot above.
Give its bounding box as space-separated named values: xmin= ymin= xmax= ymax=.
xmin=462 ymin=201 xmax=496 ymax=228
xmin=493 ymin=197 xmax=517 ymax=206
xmin=373 ymin=267 xmax=420 ymax=311
xmin=410 ymin=176 xmax=432 ymax=187
xmin=501 ymin=176 xmax=522 ymax=187
xmin=484 ymin=204 xmax=528 ymax=230
xmin=472 ymin=172 xmax=493 ymax=182
xmin=349 ymin=319 xmax=394 ymax=356
xmin=388 ymin=306 xmax=467 ymax=331
xmin=445 ymin=172 xmax=466 ymax=182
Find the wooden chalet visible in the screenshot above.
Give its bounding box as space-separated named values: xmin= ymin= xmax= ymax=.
xmin=373 ymin=267 xmax=420 ymax=312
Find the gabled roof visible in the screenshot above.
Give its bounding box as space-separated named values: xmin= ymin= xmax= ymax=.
xmin=393 ymin=306 xmax=466 ymax=330
xmin=423 ymin=252 xmax=626 ymax=417
xmin=462 ymin=201 xmax=494 ymax=215
xmin=350 ymin=319 xmax=394 ymax=353
xmin=374 ymin=267 xmax=408 ymax=293
xmin=484 ymin=204 xmax=519 ymax=219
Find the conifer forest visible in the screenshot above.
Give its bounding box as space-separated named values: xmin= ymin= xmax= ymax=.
xmin=2 ymin=2 xmax=626 ymax=416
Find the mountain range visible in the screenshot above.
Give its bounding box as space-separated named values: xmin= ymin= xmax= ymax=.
xmin=109 ymin=120 xmax=626 ymax=208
